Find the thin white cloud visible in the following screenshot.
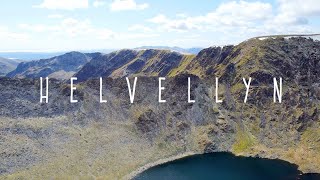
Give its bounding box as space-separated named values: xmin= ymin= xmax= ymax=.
xmin=0 ymin=26 xmax=29 ymax=41
xmin=110 ymin=0 xmax=149 ymax=11
xmin=120 ymin=33 xmax=159 ymax=39
xmin=148 ymin=14 xmax=167 ymax=24
xmin=19 ymin=18 xmax=115 ymax=40
xmin=146 ymin=0 xmax=319 ymax=37
xmin=18 ymin=16 xmax=161 ymax=42
xmin=277 ymin=0 xmax=320 ymax=17
xmin=93 ymin=0 xmax=106 ymax=8
xmin=270 ymin=0 xmax=320 ymax=26
xmin=148 ymin=1 xmax=273 ymax=32
xmin=148 ymin=14 xmax=198 ymax=32
xmin=5 ymin=0 xmax=320 ymax=51
xmin=214 ymin=1 xmax=272 ymax=21
xmin=19 ymin=23 xmax=59 ymax=32
xmin=128 ymin=24 xmax=152 ymax=32
xmin=33 ymin=0 xmax=88 ymax=10
xmin=176 ymin=13 xmax=188 ymax=18
xmin=48 ymin=14 xmax=64 ymax=19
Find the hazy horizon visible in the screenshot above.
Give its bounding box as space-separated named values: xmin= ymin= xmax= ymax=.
xmin=1 ymin=0 xmax=320 ymax=51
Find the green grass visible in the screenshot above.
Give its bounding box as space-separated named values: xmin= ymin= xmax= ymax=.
xmin=232 ymin=126 xmax=257 ymax=154
xmin=168 ymin=55 xmax=195 ymax=77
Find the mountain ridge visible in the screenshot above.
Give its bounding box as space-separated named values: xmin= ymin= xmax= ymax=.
xmin=75 ymin=49 xmax=195 ymax=82
xmin=7 ymin=51 xmax=102 ymax=80
xmin=0 ymin=36 xmax=319 ymax=179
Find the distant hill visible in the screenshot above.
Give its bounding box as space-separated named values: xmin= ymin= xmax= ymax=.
xmin=0 ymin=57 xmax=24 ymax=76
xmin=7 ymin=51 xmax=102 ymax=80
xmin=134 ymin=46 xmax=202 ymax=54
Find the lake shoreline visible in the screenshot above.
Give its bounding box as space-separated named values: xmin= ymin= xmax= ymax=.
xmin=124 ymin=152 xmax=320 ymax=180
xmin=124 ymin=149 xmax=320 ymax=180
xmin=123 ymin=151 xmax=197 ymax=180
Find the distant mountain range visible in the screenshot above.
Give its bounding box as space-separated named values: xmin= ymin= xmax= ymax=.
xmin=75 ymin=49 xmax=195 ymax=82
xmin=7 ymin=52 xmax=102 ymax=80
xmin=0 ymin=50 xmax=115 ymax=61
xmin=0 ymin=46 xmax=201 ymax=78
xmin=135 ymin=46 xmax=202 ymax=54
xmin=4 ymin=48 xmax=201 ymax=81
xmin=0 ymin=52 xmax=66 ymax=61
xmin=0 ymin=46 xmax=200 ymax=61
xmin=0 ymin=57 xmax=24 ymax=76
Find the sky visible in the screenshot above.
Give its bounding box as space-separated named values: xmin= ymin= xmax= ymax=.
xmin=0 ymin=0 xmax=319 ymax=51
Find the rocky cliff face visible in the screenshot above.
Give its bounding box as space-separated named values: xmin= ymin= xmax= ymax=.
xmin=7 ymin=52 xmax=101 ymax=80
xmin=0 ymin=37 xmax=319 ymax=179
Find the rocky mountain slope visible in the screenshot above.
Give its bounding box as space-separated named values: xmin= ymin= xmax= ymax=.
xmin=0 ymin=57 xmax=24 ymax=76
xmin=0 ymin=37 xmax=319 ymax=179
xmin=75 ymin=49 xmax=194 ymax=82
xmin=7 ymin=52 xmax=101 ymax=80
